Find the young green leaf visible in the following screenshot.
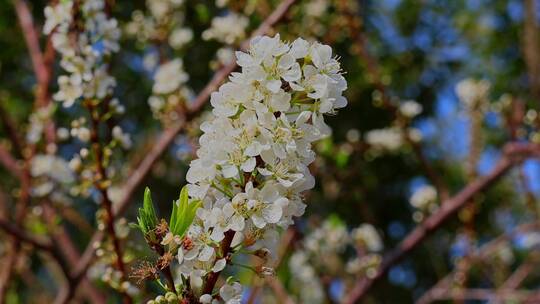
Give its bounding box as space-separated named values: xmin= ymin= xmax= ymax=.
xmin=169 ymin=186 xmax=201 ymax=237
xmin=135 ymin=187 xmax=159 ymax=235
xmin=143 ymin=187 xmax=158 ymax=228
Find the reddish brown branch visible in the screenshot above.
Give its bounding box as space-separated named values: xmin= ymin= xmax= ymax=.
xmin=420 ymin=288 xmax=540 ymax=303
xmin=523 ymin=0 xmax=540 ymax=100
xmin=342 ymin=142 xmax=540 ymax=303
xmin=0 ymin=218 xmax=52 ymax=251
xmin=416 ymin=222 xmax=539 ymax=304
xmin=12 ymin=0 xmax=49 ymax=87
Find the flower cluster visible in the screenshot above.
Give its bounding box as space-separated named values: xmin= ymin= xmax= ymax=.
xmin=147 ymin=59 xmax=192 ymax=124
xmin=125 ymin=0 xmax=194 ymax=124
xmin=46 ymin=0 xmax=120 ymax=108
xmin=176 ymin=34 xmax=347 ymax=301
xmin=30 ymin=154 xmax=74 ymax=198
xmin=26 ymin=104 xmax=54 ymax=145
xmin=399 ymin=100 xmax=423 ymax=118
xmin=125 ymin=0 xmax=193 ymax=49
xmin=289 ymin=218 xmax=383 ymax=304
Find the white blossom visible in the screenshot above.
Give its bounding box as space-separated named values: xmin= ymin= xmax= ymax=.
xmin=169 ymin=27 xmax=193 ymax=49
xmin=399 ymin=100 xmax=423 ymax=118
xmin=456 ymin=78 xmax=490 ymax=108
xmin=352 ymin=224 xmax=383 ymax=252
xmin=152 ymin=59 xmax=189 ymax=95
xmin=410 ymin=184 xmax=438 ymax=211
xmin=46 ymin=0 xmax=124 ymax=117
xmin=43 ymin=2 xmax=72 ymax=35
xmin=365 ymin=127 xmax=403 ymax=151
xmin=203 ymin=13 xmax=248 ymax=45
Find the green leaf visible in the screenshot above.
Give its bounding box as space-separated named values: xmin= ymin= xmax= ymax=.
xmin=143 ymin=187 xmax=158 ymax=228
xmin=134 ymin=187 xmax=159 ymax=235
xmin=169 ymin=186 xmax=201 ymax=237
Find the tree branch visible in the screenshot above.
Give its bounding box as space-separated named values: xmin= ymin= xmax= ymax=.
xmin=416 ymin=222 xmax=539 ymax=304
xmin=342 ymin=142 xmax=540 ymax=303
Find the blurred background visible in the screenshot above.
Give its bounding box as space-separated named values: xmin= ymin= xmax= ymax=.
xmin=1 ymin=0 xmax=540 ymax=303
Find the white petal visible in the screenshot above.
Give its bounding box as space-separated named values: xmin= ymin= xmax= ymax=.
xmin=212 ymin=258 xmax=227 ymax=272
xmin=262 ymin=204 xmax=282 ymax=224
xmin=184 ymin=247 xmax=199 ymax=261
xmin=222 ymin=164 xmax=239 ymax=178
xmin=251 ymin=214 xmax=267 ymax=229
xmin=241 ymin=157 xmax=256 ymax=172
xmin=177 ymin=249 xmax=184 ymax=264
xmin=198 ymin=245 xmax=214 ymax=262
xmin=266 ymin=79 xmax=281 ymax=93
xmin=230 ymin=215 xmax=245 ymax=231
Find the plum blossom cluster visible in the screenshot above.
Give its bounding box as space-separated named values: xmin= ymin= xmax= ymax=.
xmin=176 ymin=34 xmax=347 ymax=301
xmin=30 ymin=154 xmax=74 ymax=199
xmin=45 ymin=0 xmax=120 ymax=108
xmin=203 ymin=12 xmax=249 ymax=69
xmin=289 ymin=218 xmax=383 ymax=304
xmin=399 ymin=100 xmax=423 ymax=118
xmin=26 ymin=104 xmax=54 ymax=145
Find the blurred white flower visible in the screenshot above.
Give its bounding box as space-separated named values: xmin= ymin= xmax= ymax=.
xmin=203 ymin=13 xmax=248 ymax=45
xmin=152 ymin=59 xmax=189 ymax=94
xmin=399 ymin=100 xmax=423 ymax=118
xmin=352 ymin=224 xmax=383 ymax=252
xmin=410 ymin=184 xmax=437 ymax=211
xmin=456 ymin=78 xmax=490 ymax=108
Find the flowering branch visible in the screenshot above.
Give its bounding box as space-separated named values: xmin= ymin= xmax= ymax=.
xmin=343 ymin=142 xmax=540 ymax=303
xmin=71 ymin=0 xmax=297 ymax=290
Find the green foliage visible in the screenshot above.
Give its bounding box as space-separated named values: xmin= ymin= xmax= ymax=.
xmin=169 ymin=186 xmax=201 ymax=237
